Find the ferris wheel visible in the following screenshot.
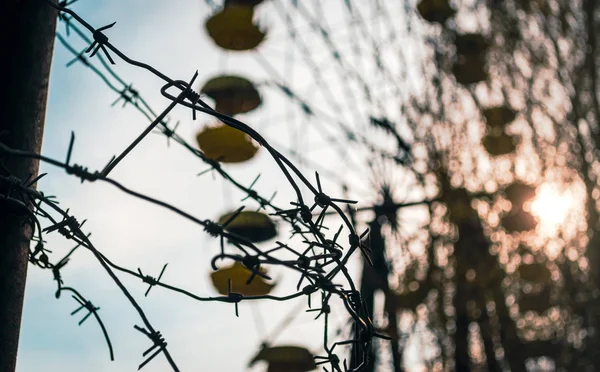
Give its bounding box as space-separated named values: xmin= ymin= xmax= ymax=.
xmin=192 ymin=1 xmax=566 ymax=371
xmin=45 ymin=0 xmax=564 ymax=370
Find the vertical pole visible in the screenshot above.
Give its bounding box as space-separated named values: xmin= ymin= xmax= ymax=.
xmin=0 ymin=1 xmax=57 ymax=371
xmin=351 ymin=217 xmax=403 ymax=372
xmin=350 ymin=219 xmax=379 ymax=372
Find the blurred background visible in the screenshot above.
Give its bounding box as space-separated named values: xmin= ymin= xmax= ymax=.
xmin=15 ymin=0 xmax=600 ymax=371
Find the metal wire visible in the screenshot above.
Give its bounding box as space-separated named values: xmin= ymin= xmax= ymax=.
xmin=0 ymin=0 xmax=399 ymax=370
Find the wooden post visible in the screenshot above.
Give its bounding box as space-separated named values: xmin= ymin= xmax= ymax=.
xmin=0 ymin=1 xmax=57 ymax=371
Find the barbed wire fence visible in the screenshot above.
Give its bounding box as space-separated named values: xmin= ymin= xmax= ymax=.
xmin=0 ymin=0 xmax=412 ymax=370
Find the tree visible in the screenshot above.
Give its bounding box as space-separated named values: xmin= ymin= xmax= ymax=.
xmin=372 ymin=0 xmax=600 ymax=369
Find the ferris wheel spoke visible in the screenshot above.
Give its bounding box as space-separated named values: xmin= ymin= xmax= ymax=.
xmin=344 ymin=1 xmax=409 ymax=121
xmin=266 ymin=125 xmax=368 ymax=181
xmin=277 ymin=3 xmax=375 ymax=124
xmin=269 ymin=3 xmax=364 ymax=130
xmin=305 ymin=1 xmax=407 ymax=139
xmin=290 ymin=1 xmax=363 ymax=79
xmin=264 ymin=1 xmax=393 ymax=44
xmin=253 ymin=55 xmax=362 ymax=142
xmin=262 ymin=80 xmax=407 ymax=163
xmin=262 ymin=135 xmax=373 ymax=197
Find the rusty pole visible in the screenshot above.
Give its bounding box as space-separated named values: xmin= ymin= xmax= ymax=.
xmin=0 ymin=1 xmax=57 ymax=371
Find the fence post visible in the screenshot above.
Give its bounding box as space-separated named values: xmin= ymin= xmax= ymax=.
xmin=0 ymin=1 xmax=57 ymax=371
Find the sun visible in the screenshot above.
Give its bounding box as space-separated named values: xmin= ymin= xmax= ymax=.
xmin=529 ymin=183 xmax=575 ymax=233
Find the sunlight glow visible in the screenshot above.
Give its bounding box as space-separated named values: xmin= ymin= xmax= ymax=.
xmin=530 ymin=183 xmax=575 ymax=233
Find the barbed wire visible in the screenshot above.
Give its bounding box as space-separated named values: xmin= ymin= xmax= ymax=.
xmin=0 ymin=0 xmax=400 ymax=370
xmin=55 ymin=4 xmax=410 ymax=182
xmin=0 ymin=136 xmax=381 ymax=371
xmin=53 ymin=14 xmax=350 ymax=239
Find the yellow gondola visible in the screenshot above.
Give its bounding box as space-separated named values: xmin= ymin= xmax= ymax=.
xmin=482 ymin=132 xmax=516 ymax=156
xmin=483 ymin=106 xmax=517 ymax=129
xmin=504 ymin=182 xmax=536 ymax=209
xmin=205 ymin=6 xmax=266 ymax=51
xmin=210 ymin=261 xmax=274 ymax=296
xmin=217 ymin=210 xmax=277 ymax=243
xmin=196 ymin=124 xmax=259 ymax=163
xmin=453 ymin=56 xmax=488 ymax=85
xmin=454 ymin=33 xmax=488 ymax=56
xmin=200 ymin=75 xmax=261 ymax=116
xmin=249 ymin=345 xmax=317 ymax=372
xmin=417 ymin=0 xmax=455 ymax=24
xmin=501 ymin=210 xmax=537 ymax=233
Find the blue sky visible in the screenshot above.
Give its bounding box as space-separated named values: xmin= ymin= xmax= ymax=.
xmin=16 ymin=1 xmax=423 ymax=371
